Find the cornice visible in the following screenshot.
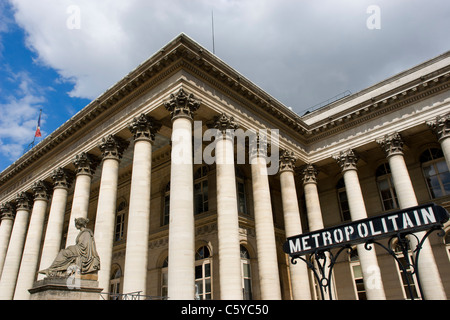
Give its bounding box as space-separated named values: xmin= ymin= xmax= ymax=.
xmin=0 ymin=34 xmax=308 ymax=185
xmin=0 ymin=34 xmax=449 ymax=187
xmin=306 ymin=70 xmax=450 ymax=143
xmin=0 ymin=51 xmax=184 ymax=185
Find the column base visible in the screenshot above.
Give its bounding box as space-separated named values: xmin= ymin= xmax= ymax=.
xmin=29 ymin=275 xmax=103 ymax=300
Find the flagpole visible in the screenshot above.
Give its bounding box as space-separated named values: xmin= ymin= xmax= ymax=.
xmin=23 ymin=109 xmax=42 ymax=154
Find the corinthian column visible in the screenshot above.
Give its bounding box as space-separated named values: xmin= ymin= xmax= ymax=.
xmin=279 ymin=151 xmax=311 ymax=300
xmin=14 ymin=181 xmax=50 ymax=300
xmin=333 ymin=149 xmax=386 ymax=300
xmin=95 ymin=134 xmax=129 ymax=298
xmin=38 ymin=168 xmax=73 ymax=280
xmin=164 ymin=88 xmax=200 ymax=300
xmin=300 ymin=164 xmax=324 ymax=231
xmin=122 ymin=114 xmax=160 ymax=297
xmin=0 ymin=203 xmax=15 ymax=278
xmin=250 ymin=134 xmax=281 ymax=300
xmin=300 ymin=163 xmax=336 ymax=300
xmin=427 ymin=113 xmax=450 ymax=169
xmin=0 ymin=192 xmax=32 ymax=300
xmin=377 ymin=132 xmax=446 ymax=300
xmin=209 ymin=113 xmax=242 ymax=300
xmin=66 ymin=152 xmax=99 ymax=247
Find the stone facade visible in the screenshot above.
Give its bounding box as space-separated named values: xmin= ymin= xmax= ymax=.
xmin=0 ymin=34 xmax=449 ymax=300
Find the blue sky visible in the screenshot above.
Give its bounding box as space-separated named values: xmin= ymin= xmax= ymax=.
xmin=0 ymin=0 xmax=449 ymax=172
xmin=0 ymin=1 xmax=89 ymax=171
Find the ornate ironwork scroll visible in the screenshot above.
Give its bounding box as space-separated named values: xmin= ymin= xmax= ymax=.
xmin=284 ymin=203 xmax=449 ymax=300
xmin=291 ymin=246 xmax=353 ymax=300
xmin=364 ymin=225 xmax=446 ymax=300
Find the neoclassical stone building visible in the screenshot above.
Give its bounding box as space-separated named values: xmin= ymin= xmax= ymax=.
xmin=0 ymin=34 xmax=449 ymax=300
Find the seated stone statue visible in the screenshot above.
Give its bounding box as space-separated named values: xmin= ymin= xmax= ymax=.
xmin=39 ymin=218 xmax=100 ymax=277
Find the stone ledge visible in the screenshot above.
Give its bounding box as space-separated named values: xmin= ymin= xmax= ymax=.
xmin=29 ymin=277 xmax=103 ymax=300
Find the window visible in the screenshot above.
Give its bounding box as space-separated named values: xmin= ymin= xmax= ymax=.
xmin=194 ymin=166 xmax=209 ymax=215
xmin=115 ymin=200 xmax=127 ymax=242
xmin=110 ymin=265 xmax=122 ymax=299
xmin=337 ymin=178 xmax=351 ymax=222
xmin=236 ymin=168 xmax=248 ymax=215
xmin=195 ymin=246 xmax=212 ymax=300
xmin=161 ymin=257 xmax=168 ymax=298
xmin=240 ymin=245 xmax=253 ymax=300
xmin=393 ymin=240 xmax=421 ymax=300
xmin=376 ymin=163 xmax=399 ymax=211
xmin=445 ymin=230 xmax=450 ymax=261
xmin=420 ymin=148 xmax=450 ymax=198
xmin=349 ymin=250 xmax=366 ymax=300
xmin=163 ymin=182 xmax=170 ymax=226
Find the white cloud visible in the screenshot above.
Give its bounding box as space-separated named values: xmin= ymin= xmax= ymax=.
xmin=7 ymin=0 xmax=450 ymax=113
xmin=0 ymin=70 xmax=45 ymax=162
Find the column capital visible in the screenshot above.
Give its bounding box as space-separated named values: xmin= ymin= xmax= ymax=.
xmin=73 ymin=152 xmax=100 ymax=176
xmin=32 ymin=180 xmax=51 ymax=202
xmin=128 ymin=113 xmax=162 ymax=143
xmin=15 ymin=192 xmax=32 ymax=212
xmin=99 ymin=134 xmax=129 ymax=161
xmin=333 ymin=149 xmax=359 ymax=172
xmin=51 ymin=167 xmax=74 ymax=189
xmin=427 ymin=113 xmax=450 ymax=142
xmin=299 ymin=163 xmax=319 ymax=185
xmin=279 ymin=150 xmax=296 ymax=173
xmin=208 ymin=113 xmax=239 ymax=136
xmin=376 ymin=132 xmax=404 ymax=158
xmin=164 ymin=88 xmax=201 ymax=122
xmin=0 ymin=202 xmax=15 ymax=221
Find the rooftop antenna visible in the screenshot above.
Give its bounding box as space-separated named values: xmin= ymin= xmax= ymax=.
xmin=211 ymin=10 xmax=215 ymax=54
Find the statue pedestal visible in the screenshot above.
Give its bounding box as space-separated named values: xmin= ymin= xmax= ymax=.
xmin=29 ymin=274 xmax=103 ymax=300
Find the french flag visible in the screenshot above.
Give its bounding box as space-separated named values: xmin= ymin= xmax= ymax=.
xmin=35 ymin=110 xmax=42 ymax=138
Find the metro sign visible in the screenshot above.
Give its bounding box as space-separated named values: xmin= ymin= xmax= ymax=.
xmin=283 ymin=203 xmax=449 ymax=257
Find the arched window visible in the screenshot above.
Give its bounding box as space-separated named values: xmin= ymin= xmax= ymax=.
xmin=240 ymin=245 xmax=253 ymax=300
xmin=376 ymin=163 xmax=399 ymax=211
xmin=195 ymin=246 xmax=212 ymax=300
xmin=337 ymin=178 xmax=351 ymax=222
xmin=420 ymin=148 xmax=450 ymax=198
xmin=161 ymin=257 xmax=168 ymax=298
xmin=110 ymin=265 xmax=122 ymax=299
xmin=115 ymin=200 xmax=127 ymax=242
xmin=162 ymin=182 xmax=170 ymax=226
xmin=194 ymin=166 xmax=209 ymax=215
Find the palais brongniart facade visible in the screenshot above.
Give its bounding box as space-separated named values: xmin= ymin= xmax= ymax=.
xmin=0 ymin=34 xmax=449 ymax=300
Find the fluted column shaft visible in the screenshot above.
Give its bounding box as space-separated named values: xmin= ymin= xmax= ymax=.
xmin=300 ymin=162 xmax=337 ymax=300
xmin=211 ymin=113 xmax=242 ymax=300
xmin=165 ymin=88 xmax=200 ymax=300
xmin=334 ymin=150 xmax=386 ymax=300
xmin=301 ymin=165 xmax=324 ymax=231
xmin=250 ymin=138 xmax=281 ymax=300
xmin=279 ymin=151 xmax=311 ymax=300
xmin=0 ymin=204 xmax=15 ymax=278
xmin=0 ymin=193 xmax=32 ymax=300
xmin=123 ymin=114 xmax=160 ymax=296
xmin=66 ymin=153 xmax=98 ymax=247
xmin=378 ymin=133 xmax=446 ymax=300
xmin=37 ymin=168 xmax=72 ymax=280
xmin=95 ymin=134 xmax=128 ymax=298
xmin=14 ymin=181 xmax=50 ymax=300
